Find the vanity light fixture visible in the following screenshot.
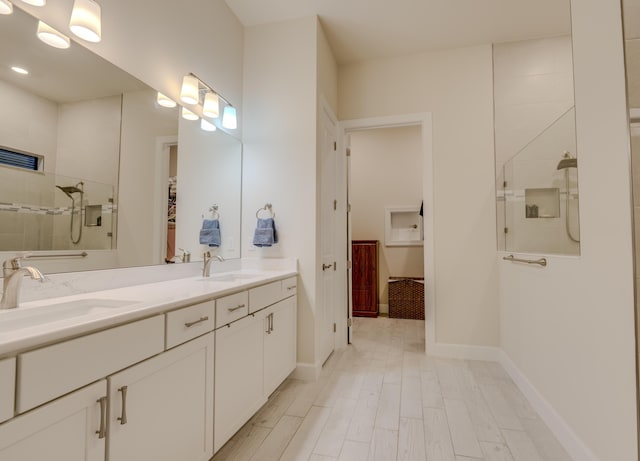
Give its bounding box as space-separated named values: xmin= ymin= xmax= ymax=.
xmin=156 ymin=92 xmax=177 ymax=108
xmin=69 ymin=0 xmax=101 ymax=43
xmin=37 ymin=21 xmax=71 ymax=49
xmin=180 ymin=75 xmax=199 ymax=105
xmin=21 ymin=0 xmax=45 ymax=5
xmin=200 ymin=119 xmax=217 ymax=132
xmin=181 ymin=107 xmax=198 ymax=121
xmin=203 ymin=92 xmax=220 ymax=118
xmin=0 ymin=0 xmax=12 ymax=15
xmin=11 ymin=66 xmax=28 ymax=75
xmin=222 ymin=106 xmax=237 ymax=130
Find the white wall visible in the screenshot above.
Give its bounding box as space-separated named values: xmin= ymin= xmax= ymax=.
xmin=350 ymin=126 xmax=424 ymax=309
xmin=242 ymin=16 xmax=319 ymax=367
xmin=339 ymin=45 xmax=499 ymax=347
xmin=175 ymin=117 xmax=242 ymax=261
xmin=499 ymin=0 xmax=638 ymax=459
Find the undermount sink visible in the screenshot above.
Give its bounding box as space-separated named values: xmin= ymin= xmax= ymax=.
xmin=0 ymin=298 xmax=137 ymax=332
xmin=197 ymin=272 xmax=263 ymax=282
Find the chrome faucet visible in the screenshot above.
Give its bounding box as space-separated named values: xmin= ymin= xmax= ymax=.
xmin=1 ymin=256 xmax=45 ymax=309
xmin=202 ymin=251 xmax=225 ymax=277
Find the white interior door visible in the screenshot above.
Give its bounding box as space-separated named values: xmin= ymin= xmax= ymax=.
xmin=319 ymin=104 xmax=337 ymax=363
xmin=346 ymin=136 xmax=353 ymax=343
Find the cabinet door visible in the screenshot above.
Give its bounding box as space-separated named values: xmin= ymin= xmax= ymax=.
xmin=264 ymin=296 xmax=297 ymax=397
xmin=352 ymin=241 xmax=378 ymax=317
xmin=214 ymin=313 xmax=265 ymax=452
xmin=108 ymin=333 xmax=214 ymax=461
xmin=0 ymin=380 xmax=106 ymax=461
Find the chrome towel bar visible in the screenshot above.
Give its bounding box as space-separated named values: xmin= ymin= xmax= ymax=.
xmin=502 ymin=254 xmax=547 ymax=267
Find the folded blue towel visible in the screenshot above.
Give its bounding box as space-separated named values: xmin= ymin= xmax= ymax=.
xmin=253 ymin=217 xmax=278 ymax=247
xmin=199 ymin=219 xmax=221 ymax=247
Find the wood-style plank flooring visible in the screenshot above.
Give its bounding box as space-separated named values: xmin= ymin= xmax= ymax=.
xmin=212 ymin=317 xmax=571 ymax=461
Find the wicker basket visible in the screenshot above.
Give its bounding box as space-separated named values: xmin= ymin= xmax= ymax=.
xmin=388 ymin=277 xmax=425 ymax=320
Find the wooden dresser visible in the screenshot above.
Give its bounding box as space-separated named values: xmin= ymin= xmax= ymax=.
xmin=351 ymin=240 xmax=378 ymax=317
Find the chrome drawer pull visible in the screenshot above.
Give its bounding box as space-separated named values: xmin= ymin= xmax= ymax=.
xmin=184 ymin=316 xmax=209 ymax=328
xmin=227 ymin=304 xmax=246 ymax=312
xmin=286 ymin=286 xmax=295 ymax=291
xmin=117 ymin=386 xmax=128 ymax=425
xmin=95 ymin=396 xmax=107 ymax=439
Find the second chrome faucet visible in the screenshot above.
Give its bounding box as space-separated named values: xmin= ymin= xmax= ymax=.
xmin=202 ymin=251 xmax=225 ymax=277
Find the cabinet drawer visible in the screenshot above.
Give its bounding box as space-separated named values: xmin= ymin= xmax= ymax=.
xmin=166 ymin=300 xmax=215 ymax=349
xmin=281 ymin=276 xmax=297 ymax=297
xmin=249 ymin=281 xmax=282 ymax=313
xmin=17 ymin=315 xmax=164 ymax=414
xmin=216 ymin=291 xmax=248 ymax=327
xmin=0 ymin=357 xmax=15 ymax=423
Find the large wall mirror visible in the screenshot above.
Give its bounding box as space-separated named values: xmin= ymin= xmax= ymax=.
xmin=0 ymin=5 xmax=242 ymax=273
xmin=494 ymin=0 xmax=580 ymax=256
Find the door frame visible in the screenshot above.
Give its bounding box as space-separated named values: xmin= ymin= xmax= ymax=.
xmin=338 ymin=113 xmax=434 ymax=353
xmin=154 ymin=135 xmax=178 ymax=265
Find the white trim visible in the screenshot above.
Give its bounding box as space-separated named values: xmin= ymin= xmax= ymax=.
xmin=154 ymin=135 xmax=178 ymax=265
xmin=499 ymin=350 xmax=599 ymax=461
xmin=291 ymin=361 xmax=322 ymax=381
xmin=379 ymin=303 xmax=389 ymax=315
xmin=340 ymin=113 xmax=435 ymax=354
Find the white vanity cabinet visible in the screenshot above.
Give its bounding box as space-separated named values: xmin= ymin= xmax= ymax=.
xmin=214 ymin=313 xmax=265 ymax=452
xmin=263 ymin=295 xmax=297 ymax=397
xmin=0 ymin=357 xmax=15 ymax=423
xmin=108 ymin=332 xmax=214 ymax=461
xmin=0 ymin=380 xmax=106 ymax=461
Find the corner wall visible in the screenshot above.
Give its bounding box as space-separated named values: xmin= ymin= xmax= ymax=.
xmin=339 ymin=45 xmax=499 ymax=348
xmin=499 ymin=0 xmax=638 ymax=459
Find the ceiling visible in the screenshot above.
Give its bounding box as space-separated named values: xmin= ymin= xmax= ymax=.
xmin=224 ymin=0 xmax=572 ymax=64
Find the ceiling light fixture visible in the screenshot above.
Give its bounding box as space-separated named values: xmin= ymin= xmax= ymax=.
xmin=201 ymin=119 xmax=217 ymax=132
xmin=11 ymin=66 xmax=28 ymax=75
xmin=37 ymin=21 xmax=71 ymax=49
xmin=203 ymin=92 xmax=219 ymax=118
xmin=21 ymin=0 xmax=45 ymax=5
xmin=69 ymin=0 xmax=101 ymax=43
xmin=222 ymin=106 xmax=237 ymax=130
xmin=181 ymin=107 xmax=198 ymax=121
xmin=180 ymin=75 xmax=199 ymax=105
xmin=156 ymin=92 xmax=176 ymax=108
xmin=0 ymin=0 xmax=12 ymax=15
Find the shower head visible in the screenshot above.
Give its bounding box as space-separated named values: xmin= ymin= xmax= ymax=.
xmin=56 ymin=184 xmax=83 ymax=198
xmin=556 ymin=157 xmax=577 ymax=170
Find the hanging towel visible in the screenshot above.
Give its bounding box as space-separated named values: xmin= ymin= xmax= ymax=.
xmin=199 ymin=219 xmax=221 ymax=247
xmin=253 ymin=217 xmax=278 ymax=247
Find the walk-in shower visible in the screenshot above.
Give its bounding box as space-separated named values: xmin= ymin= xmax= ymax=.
xmin=557 ymin=151 xmax=579 ymax=243
xmin=56 ymin=182 xmax=84 ymax=244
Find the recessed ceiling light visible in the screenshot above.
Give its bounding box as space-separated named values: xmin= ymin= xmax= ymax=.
xmin=11 ymin=66 xmax=29 ymax=75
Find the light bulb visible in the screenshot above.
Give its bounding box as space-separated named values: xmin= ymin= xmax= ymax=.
xmin=181 ymin=107 xmax=198 ymax=121
xmin=37 ymin=21 xmax=71 ymax=49
xmin=22 ymin=0 xmax=45 ymax=5
xmin=180 ymin=75 xmax=199 ymax=105
xmin=203 ymin=92 xmax=219 ymax=118
xmin=222 ymin=106 xmax=237 ymax=130
xmin=201 ymin=119 xmax=217 ymax=132
xmin=69 ymin=0 xmax=101 ymax=43
xmin=157 ymin=92 xmax=176 ymax=108
xmin=0 ymin=0 xmax=13 ymax=15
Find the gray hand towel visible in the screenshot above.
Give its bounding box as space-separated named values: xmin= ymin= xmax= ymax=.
xmin=199 ymin=219 xmax=221 ymax=247
xmin=253 ymin=217 xmax=277 ymax=247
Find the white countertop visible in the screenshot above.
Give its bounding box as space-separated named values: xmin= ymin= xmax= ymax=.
xmin=0 ymin=260 xmax=297 ymax=357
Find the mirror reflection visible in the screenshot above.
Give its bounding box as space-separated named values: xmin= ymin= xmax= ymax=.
xmin=494 ymin=22 xmax=581 ymax=256
xmin=0 ymin=5 xmax=242 ymax=272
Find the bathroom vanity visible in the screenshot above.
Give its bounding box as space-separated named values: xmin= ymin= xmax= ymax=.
xmin=0 ymin=262 xmax=297 ymax=461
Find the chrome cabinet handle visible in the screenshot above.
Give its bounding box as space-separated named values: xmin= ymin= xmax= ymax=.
xmin=227 ymin=304 xmax=246 ymax=312
xmin=184 ymin=316 xmax=209 ymax=328
xmin=266 ymin=315 xmax=271 ymax=334
xmin=117 ymin=386 xmax=128 ymax=425
xmin=286 ymin=285 xmax=295 ymax=291
xmin=95 ymin=396 xmax=107 ymax=439
xmin=270 ymin=313 xmax=274 ymax=332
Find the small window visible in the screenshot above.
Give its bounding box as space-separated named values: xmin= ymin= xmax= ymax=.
xmin=0 ymin=147 xmax=42 ymax=171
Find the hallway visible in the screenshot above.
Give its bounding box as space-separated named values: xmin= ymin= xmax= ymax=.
xmin=212 ymin=317 xmax=570 ymax=460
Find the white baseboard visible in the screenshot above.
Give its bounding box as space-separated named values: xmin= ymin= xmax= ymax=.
xmin=499 ymin=351 xmax=598 ymax=461
xmin=290 ymin=361 xmax=321 ymax=381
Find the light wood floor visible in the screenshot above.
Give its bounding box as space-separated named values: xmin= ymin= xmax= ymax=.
xmin=212 ymin=317 xmax=571 ymax=461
